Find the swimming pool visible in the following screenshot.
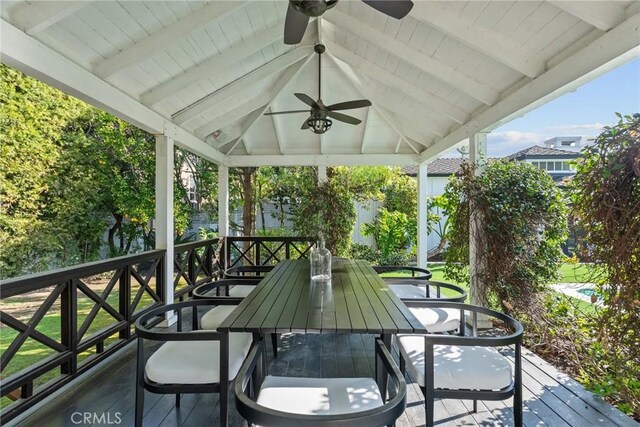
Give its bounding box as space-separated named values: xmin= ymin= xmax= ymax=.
xmin=577 ymin=288 xmax=595 ymax=297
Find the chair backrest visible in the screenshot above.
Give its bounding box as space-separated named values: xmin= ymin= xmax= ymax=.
xmin=373 ymin=265 xmax=432 ymax=280
xmin=192 ymin=278 xmax=261 ymax=299
xmin=388 ymin=279 xmax=467 ymax=302
xmin=235 ymin=338 xmax=407 ymax=427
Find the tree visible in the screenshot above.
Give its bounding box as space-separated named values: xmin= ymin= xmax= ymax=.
xmin=441 ymin=160 xmax=568 ymax=312
xmin=291 ymin=179 xmax=356 ymax=256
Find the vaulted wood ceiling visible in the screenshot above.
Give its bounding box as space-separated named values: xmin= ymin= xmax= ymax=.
xmin=2 ymin=1 xmax=638 ymax=166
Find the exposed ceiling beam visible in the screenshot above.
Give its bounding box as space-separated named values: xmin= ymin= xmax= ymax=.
xmin=172 ymin=47 xmax=311 ymax=125
xmin=420 ymin=12 xmax=640 ymax=162
xmin=226 ymin=154 xmax=420 ymax=167
xmin=238 ymin=108 xmax=265 ymax=154
xmin=141 ymin=23 xmax=284 ymax=106
xmin=0 ymin=19 xmax=225 ymax=164
xmin=226 ymin=53 xmax=315 ymax=154
xmin=93 ymin=1 xmax=247 ymax=78
xmin=195 ymin=93 xmax=272 ymax=139
xmin=324 ymin=11 xmax=499 ymax=105
xmin=270 ymin=113 xmax=286 ymax=155
xmin=360 ymin=108 xmax=372 ymax=154
xmin=410 ymin=3 xmax=545 ymax=78
xmin=550 ymin=1 xmax=626 ymax=31
xmin=327 ymin=42 xmax=469 ymax=124
xmin=9 ymin=1 xmax=89 ymax=35
xmin=373 ymin=106 xmax=420 ymax=154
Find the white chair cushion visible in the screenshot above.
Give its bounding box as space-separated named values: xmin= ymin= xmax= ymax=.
xmin=408 ymin=306 xmax=461 ymax=333
xmin=397 ymin=336 xmax=513 ymax=390
xmin=201 ymin=305 xmax=237 ymax=330
xmin=389 ymin=284 xmax=428 ymax=299
xmin=229 ymin=285 xmax=255 ymax=297
xmin=145 ymin=332 xmax=251 ymax=385
xmin=256 ymin=376 xmax=383 ymax=416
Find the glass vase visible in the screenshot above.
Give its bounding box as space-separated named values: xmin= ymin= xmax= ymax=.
xmin=310 ymin=239 xmax=332 ymax=282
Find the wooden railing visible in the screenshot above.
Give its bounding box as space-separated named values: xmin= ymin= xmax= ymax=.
xmin=0 ymin=250 xmax=166 ymax=424
xmin=0 ymin=235 xmax=310 ymax=423
xmin=225 ymin=236 xmax=315 ymax=269
xmin=173 ymin=238 xmax=223 ymax=299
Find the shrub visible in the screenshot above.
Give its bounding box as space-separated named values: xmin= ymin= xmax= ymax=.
xmin=362 ymin=208 xmax=415 ymax=258
xmin=441 ymin=159 xmax=568 ymax=311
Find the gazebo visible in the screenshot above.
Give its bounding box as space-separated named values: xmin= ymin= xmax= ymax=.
xmin=1 ymin=1 xmax=638 ymax=425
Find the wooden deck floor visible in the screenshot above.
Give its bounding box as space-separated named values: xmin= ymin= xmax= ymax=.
xmin=13 ymin=333 xmax=636 ymax=427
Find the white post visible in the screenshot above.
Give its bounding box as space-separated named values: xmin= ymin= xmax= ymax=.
xmin=417 ymin=162 xmax=429 ymax=269
xmin=469 ymin=132 xmax=488 ymax=308
xmin=218 ymin=165 xmax=229 ymax=237
xmin=317 ymin=165 xmax=328 ymax=183
xmin=155 ymin=134 xmax=175 ymax=324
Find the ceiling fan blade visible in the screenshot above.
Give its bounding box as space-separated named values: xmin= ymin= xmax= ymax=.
xmin=264 ymin=110 xmax=310 ymax=116
xmin=361 ymin=0 xmax=414 ymax=19
xmin=284 ymin=3 xmax=309 ymax=45
xmin=294 ymin=93 xmax=320 ymax=109
xmin=301 ymin=118 xmax=311 ymax=129
xmin=326 ymin=99 xmax=372 ymax=111
xmin=327 ymin=111 xmax=362 ymax=125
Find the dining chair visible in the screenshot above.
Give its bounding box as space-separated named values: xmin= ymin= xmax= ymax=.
xmin=396 ymin=301 xmax=523 ymax=427
xmin=224 ymin=265 xmax=274 ymax=280
xmin=134 ymin=299 xmax=252 ymax=427
xmin=235 ymin=337 xmax=407 ymax=427
xmin=193 ymin=278 xmax=279 ymax=358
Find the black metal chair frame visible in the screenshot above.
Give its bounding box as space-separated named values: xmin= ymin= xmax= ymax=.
xmin=134 ymin=299 xmax=243 ymax=427
xmin=398 ymin=301 xmax=523 ymax=427
xmin=373 ymin=265 xmax=433 ymax=280
xmin=192 ymin=278 xmax=279 ymax=359
xmin=391 ymin=279 xmax=467 ymax=302
xmin=235 ymin=336 xmax=407 ymax=427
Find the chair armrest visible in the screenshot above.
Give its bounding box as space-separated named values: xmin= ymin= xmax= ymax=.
xmin=193 ymin=278 xmax=259 ymax=299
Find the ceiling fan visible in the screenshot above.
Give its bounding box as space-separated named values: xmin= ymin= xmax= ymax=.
xmin=284 ymin=0 xmax=414 ymax=45
xmin=264 ymin=44 xmax=372 ymax=134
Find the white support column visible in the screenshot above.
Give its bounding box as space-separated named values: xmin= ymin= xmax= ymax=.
xmin=155 ymin=135 xmax=175 ymax=323
xmin=417 ymin=162 xmax=429 ymax=270
xmin=469 ymin=132 xmax=488 ymax=307
xmin=317 ymin=165 xmax=328 ymax=183
xmin=218 ymin=165 xmax=229 ymax=237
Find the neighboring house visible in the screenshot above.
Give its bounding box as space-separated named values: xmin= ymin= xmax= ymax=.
xmin=365 ymin=136 xmax=584 ymax=253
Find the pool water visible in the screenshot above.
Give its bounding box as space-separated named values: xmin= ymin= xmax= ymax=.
xmin=577 ymin=288 xmax=596 ymax=297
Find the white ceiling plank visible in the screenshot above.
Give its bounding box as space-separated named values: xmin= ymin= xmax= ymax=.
xmin=327 ymin=41 xmax=469 ymax=123
xmin=10 ymin=1 xmax=89 ymax=35
xmin=410 ymin=3 xmax=545 ymax=78
xmin=195 ymin=93 xmax=272 ymax=139
xmin=550 ymin=1 xmax=626 ymax=31
xmin=403 ymin=138 xmax=420 ymax=154
xmin=394 ymin=136 xmax=403 ymax=154
xmin=141 ymin=23 xmax=284 ymax=106
xmin=326 ymin=52 xmax=434 ymax=146
xmin=324 ymin=11 xmax=499 ymax=105
xmin=420 ymin=12 xmax=640 ymax=162
xmin=226 ymin=154 xmax=419 ymax=167
xmin=238 ymin=108 xmax=265 ymax=154
xmin=172 ymin=47 xmax=312 ymax=125
xmin=0 ymin=19 xmax=225 ymax=164
xmin=225 ymin=53 xmax=315 ymax=154
xmin=93 ymin=1 xmax=248 ymax=78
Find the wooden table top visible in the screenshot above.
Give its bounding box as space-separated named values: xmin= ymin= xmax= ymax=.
xmin=217 ymin=259 xmax=428 ymax=335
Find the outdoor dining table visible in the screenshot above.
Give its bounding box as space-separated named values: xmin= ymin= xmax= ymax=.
xmin=217 ymin=258 xmax=429 ymax=392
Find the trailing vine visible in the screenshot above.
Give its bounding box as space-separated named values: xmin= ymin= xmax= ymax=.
xmin=571 ymin=113 xmax=639 ymax=416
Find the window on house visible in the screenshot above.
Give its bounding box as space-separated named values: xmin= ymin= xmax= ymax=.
xmin=563 ymin=161 xmax=571 ymax=171
xmin=555 ymin=161 xmax=563 ymax=171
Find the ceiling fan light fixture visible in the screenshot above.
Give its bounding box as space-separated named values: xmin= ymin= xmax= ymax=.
xmin=307 ymin=116 xmax=332 ymax=134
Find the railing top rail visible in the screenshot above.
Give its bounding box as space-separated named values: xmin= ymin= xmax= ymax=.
xmin=1 ymin=250 xmax=165 ymax=295
xmin=174 ymin=238 xmax=222 ymax=253
xmin=226 ymin=236 xmax=315 ymax=242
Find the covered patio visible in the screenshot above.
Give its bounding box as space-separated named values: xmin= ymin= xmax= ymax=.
xmin=1 ymin=0 xmax=639 ymax=425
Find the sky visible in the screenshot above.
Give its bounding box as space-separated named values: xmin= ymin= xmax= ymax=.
xmin=445 ymin=58 xmax=640 ymax=158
